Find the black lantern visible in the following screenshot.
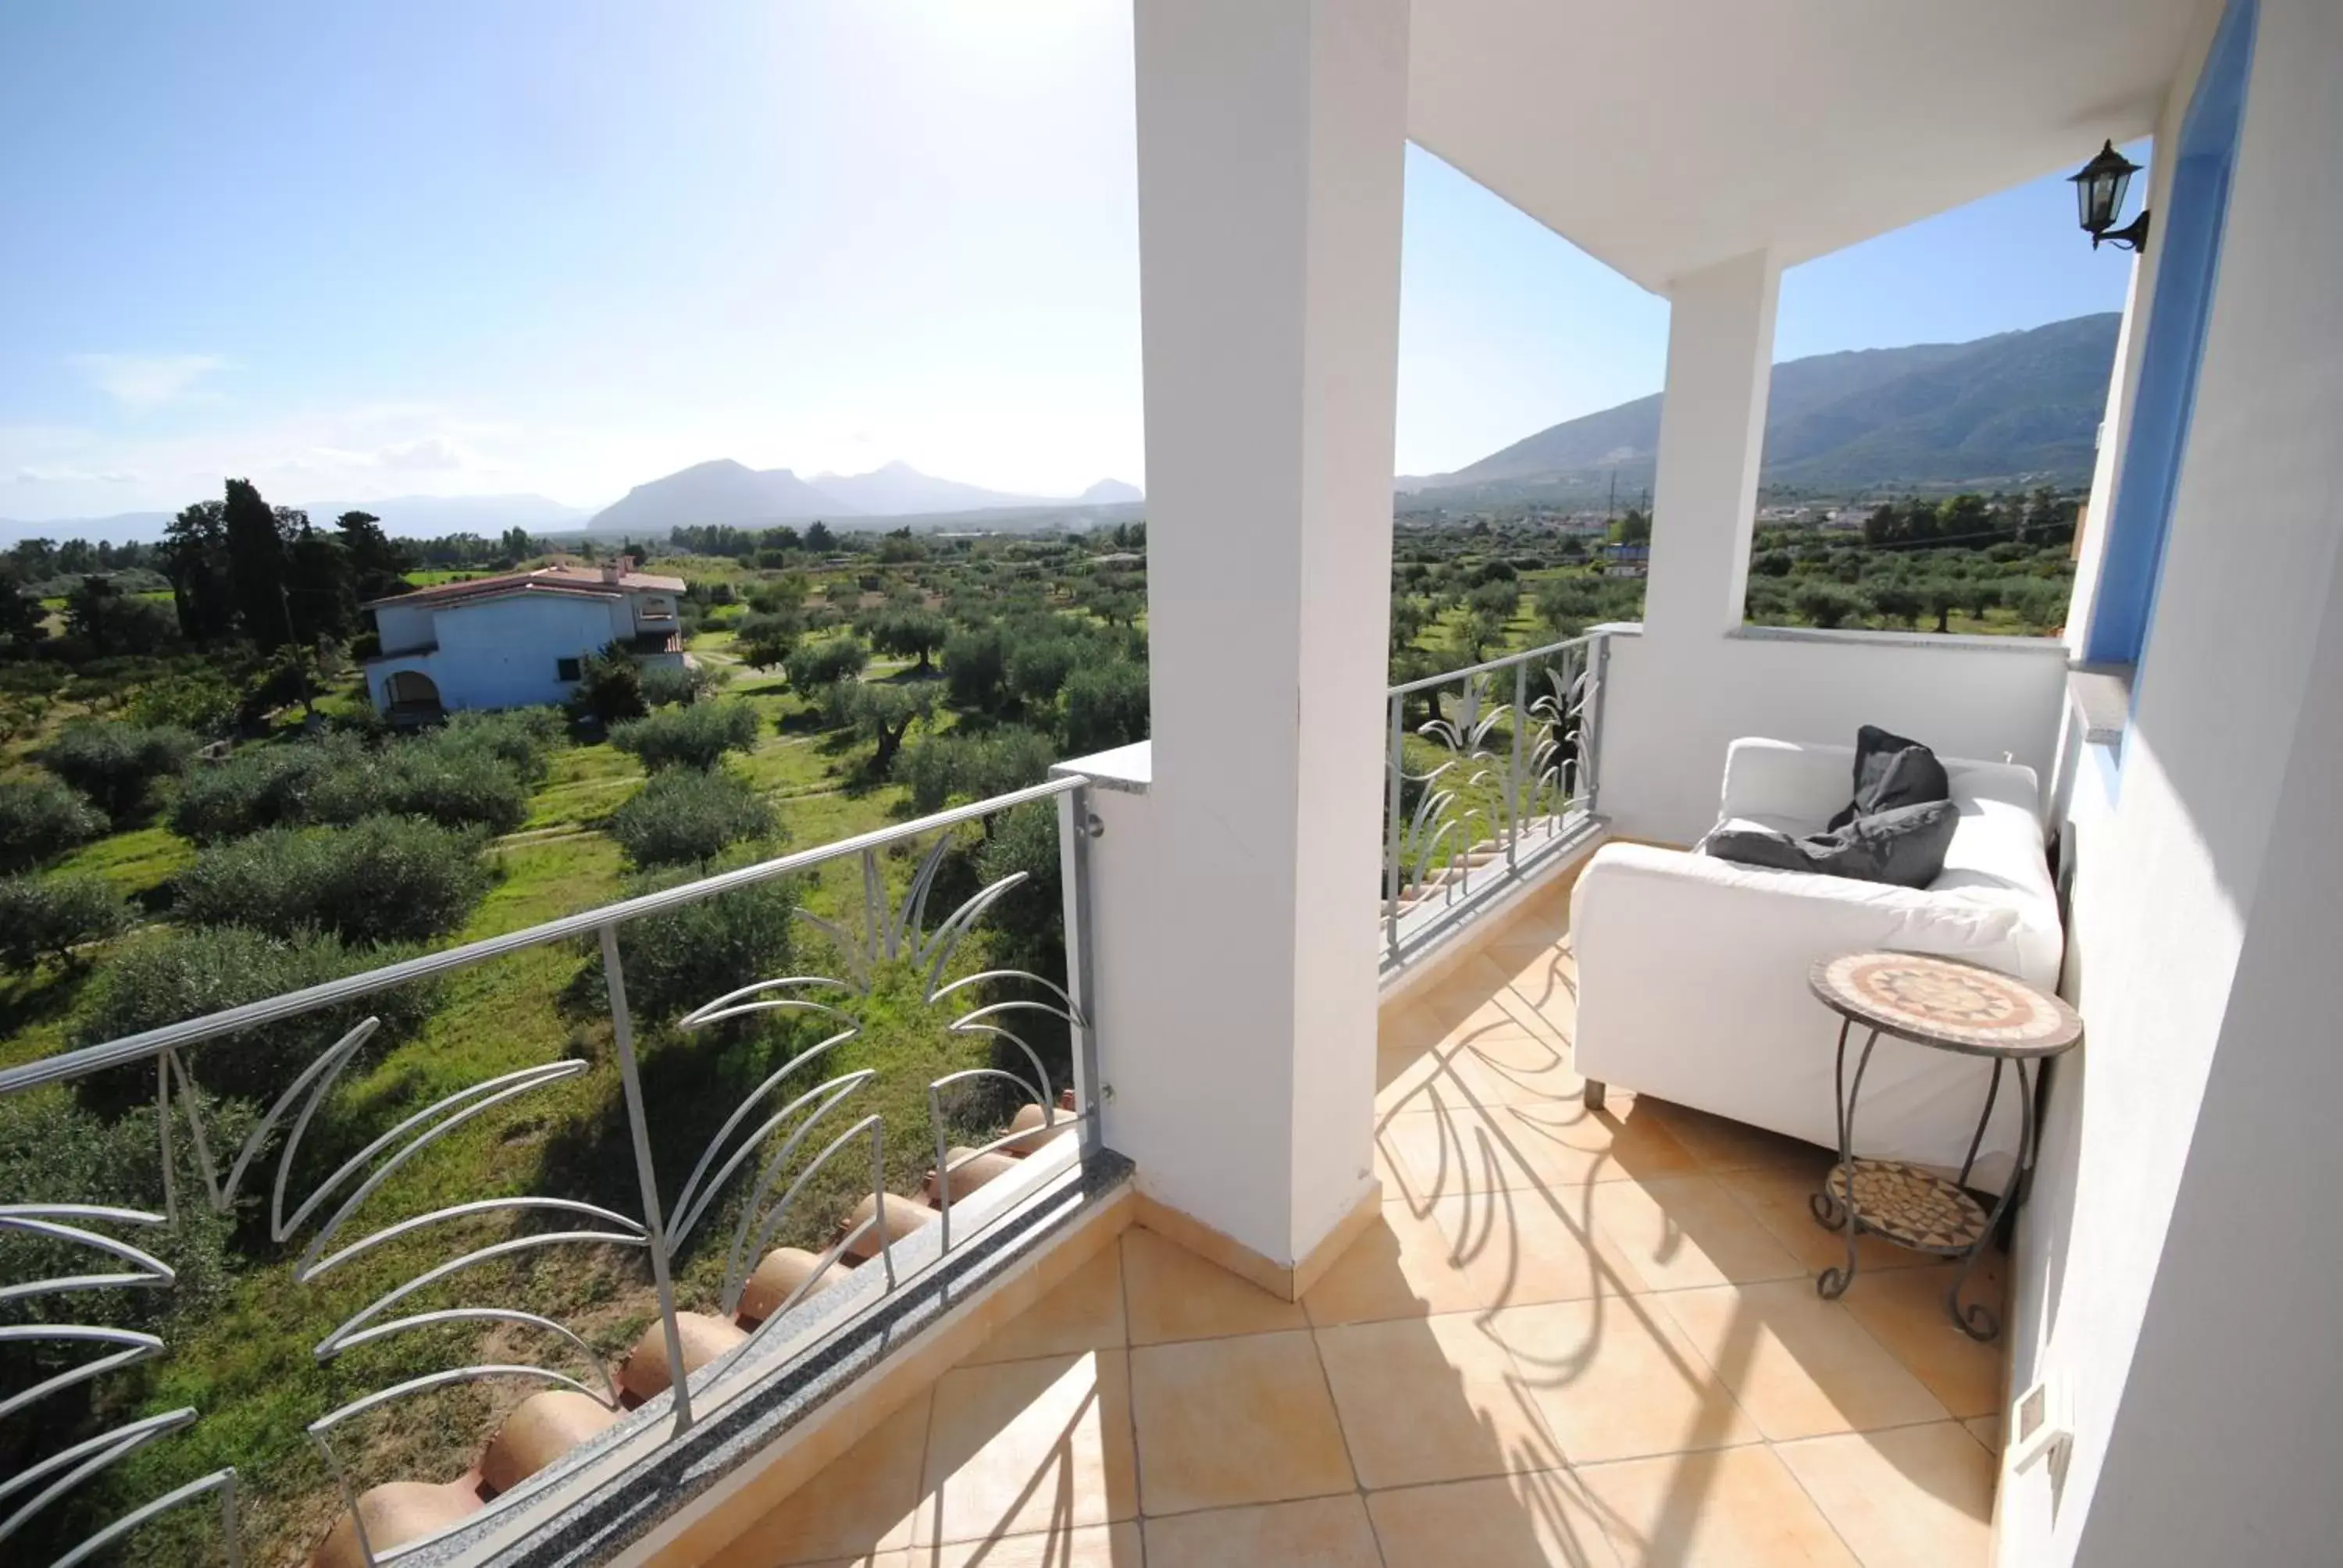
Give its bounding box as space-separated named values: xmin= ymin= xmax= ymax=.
xmin=2069 ymin=140 xmax=2150 ymax=251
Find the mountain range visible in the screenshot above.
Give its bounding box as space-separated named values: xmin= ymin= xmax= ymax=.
xmin=586 ymin=460 xmax=1141 ymax=533
xmin=1407 ymin=312 xmax=2121 ymax=503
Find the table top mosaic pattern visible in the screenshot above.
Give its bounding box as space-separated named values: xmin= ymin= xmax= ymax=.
xmin=1828 ymin=1160 xmax=1989 ymax=1253
xmin=1810 ymin=950 xmax=2082 ymax=1057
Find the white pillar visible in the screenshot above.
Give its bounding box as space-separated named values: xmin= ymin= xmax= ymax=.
xmin=1642 ymin=249 xmax=1780 ymax=640
xmin=1115 ymin=0 xmax=1407 ymax=1271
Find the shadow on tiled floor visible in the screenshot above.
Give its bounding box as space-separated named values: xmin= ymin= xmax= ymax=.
xmin=711 ymin=882 xmax=2002 ymax=1567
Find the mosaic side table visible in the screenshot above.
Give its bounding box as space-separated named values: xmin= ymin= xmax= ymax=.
xmin=1806 ymin=950 xmax=2082 ymax=1341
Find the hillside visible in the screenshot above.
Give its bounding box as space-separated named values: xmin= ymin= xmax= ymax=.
xmin=588 ymin=459 xmax=858 ymax=533
xmin=1409 ymin=312 xmax=2120 ymax=501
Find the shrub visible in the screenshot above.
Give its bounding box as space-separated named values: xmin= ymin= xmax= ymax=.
xmin=570 ymin=645 xmax=647 ymax=726
xmin=1006 ymin=636 xmax=1083 ymax=705
xmin=734 ymin=610 xmax=801 ymax=671
xmin=943 ymin=624 xmax=1011 ymax=711
xmin=0 ymin=1089 xmax=234 ymax=1360
xmin=783 ymin=635 xmax=868 ymax=701
xmin=609 ymin=768 xmax=778 ymax=868
xmin=311 ymin=740 xmax=531 ymax=833
xmin=39 ymin=722 xmax=198 ymax=818
xmin=73 ymin=925 xmax=438 ymax=1116
xmin=639 ymin=661 xmax=728 ymax=709
xmin=611 ymin=701 xmax=761 ymax=772
xmin=175 ymin=815 xmax=490 ymax=944
xmin=127 ymin=670 xmax=241 ymax=737
xmin=434 ymin=707 xmax=563 ymax=783
xmin=169 ymin=737 xmax=351 ymax=842
xmin=0 ymin=874 xmax=133 ymax=973
xmin=1059 ymin=661 xmax=1150 ymax=754
xmin=0 ymin=775 xmax=108 ymax=873
xmin=604 ymin=869 xmax=797 ymax=1025
xmin=900 ymin=728 xmax=1057 ymax=814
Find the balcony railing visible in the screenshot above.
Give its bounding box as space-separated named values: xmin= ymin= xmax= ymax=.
xmin=1382 ymin=631 xmax=1609 ymax=968
xmin=0 ymin=779 xmax=1104 ymax=1568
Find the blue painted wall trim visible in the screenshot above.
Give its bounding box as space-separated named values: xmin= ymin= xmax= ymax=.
xmin=2084 ymin=0 xmax=2259 ymax=670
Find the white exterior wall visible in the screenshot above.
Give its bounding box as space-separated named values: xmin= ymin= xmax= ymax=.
xmin=373 ymin=600 xmax=437 ymax=657
xmin=2004 ymin=0 xmax=2343 ymax=1560
xmin=366 ymin=593 xmax=629 ymax=713
xmin=1601 ymin=628 xmax=2070 ymax=841
xmin=1602 ymin=246 xmax=2069 ymax=842
xmin=1115 ymin=0 xmax=1407 ymax=1268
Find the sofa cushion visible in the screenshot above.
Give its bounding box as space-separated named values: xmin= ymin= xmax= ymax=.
xmin=1701 ymin=797 xmax=1960 ymax=888
xmin=1827 ymin=724 xmax=1951 ymax=831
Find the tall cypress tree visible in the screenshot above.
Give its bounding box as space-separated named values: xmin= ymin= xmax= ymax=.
xmin=222 ymin=478 xmax=291 ymax=647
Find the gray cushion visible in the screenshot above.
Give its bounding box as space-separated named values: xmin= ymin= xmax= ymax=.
xmin=1701 ymin=797 xmax=1960 ymax=889
xmin=1828 ymin=724 xmax=1951 ymax=832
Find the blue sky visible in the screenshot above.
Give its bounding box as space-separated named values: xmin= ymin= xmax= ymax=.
xmin=0 ymin=2 xmax=2141 ymax=523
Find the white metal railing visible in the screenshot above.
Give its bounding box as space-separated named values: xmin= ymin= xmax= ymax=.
xmin=0 ymin=778 xmax=1104 ymax=1568
xmin=1382 ymin=632 xmax=1609 ymax=968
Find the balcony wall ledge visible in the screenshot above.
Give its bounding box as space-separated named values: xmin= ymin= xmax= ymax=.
xmin=1051 ymin=739 xmax=1152 ymax=794
xmin=2067 ymin=662 xmax=2134 ymax=747
xmin=1728 ymin=623 xmax=2072 ymax=656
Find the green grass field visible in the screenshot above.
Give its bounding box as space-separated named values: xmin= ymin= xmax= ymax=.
xmin=0 ymin=628 xmax=1043 ymax=1566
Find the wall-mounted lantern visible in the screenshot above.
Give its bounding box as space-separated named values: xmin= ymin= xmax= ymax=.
xmin=2069 ymin=140 xmax=2151 ymax=251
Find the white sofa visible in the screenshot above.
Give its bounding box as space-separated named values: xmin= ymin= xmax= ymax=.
xmin=1570 ymin=737 xmax=2062 ymax=1192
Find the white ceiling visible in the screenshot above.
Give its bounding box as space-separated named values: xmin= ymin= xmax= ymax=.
xmin=1407 ymin=0 xmax=2206 ymax=293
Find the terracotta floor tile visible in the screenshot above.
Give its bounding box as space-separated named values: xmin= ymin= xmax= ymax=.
xmin=1121 ymin=1227 xmax=1308 ymax=1345
xmin=1963 ymin=1413 xmax=2001 ymax=1452
xmin=1316 ymin=1312 xmax=1561 ymax=1488
xmin=1834 ymin=1255 xmax=2010 ymax=1420
xmin=915 ymin=1520 xmax=1143 ymax=1566
xmin=1586 ymin=1175 xmax=1806 ymax=1292
xmin=1653 ymin=1280 xmax=1952 ymax=1441
xmin=1378 ymin=1042 xmax=1446 ymax=1114
xmin=1776 ymin=1423 xmax=1997 ymax=1567
xmin=1638 ymin=1100 xmax=1828 ymax=1173
xmin=711 ymin=1389 xmax=931 ymax=1567
xmin=1382 ymin=1094 xmax=1694 ymax=1200
xmin=1576 ymin=1444 xmax=1861 ymax=1567
xmin=1486 ymin=1097 xmax=1702 ymax=1187
xmin=1435 ymin=1026 xmax=1584 ymax=1107
xmin=1368 ymin=1470 xmax=1623 ymax=1568
xmin=1500 ymin=945 xmax=1578 ymax=1019
xmin=1379 ymin=1000 xmax=1443 ymax=1054
xmin=1426 ymin=1182 xmax=1645 ymax=1309
xmin=1486 ymin=1298 xmax=1760 ymax=1463
xmin=1143 ymin=1495 xmax=1381 ymax=1567
xmin=915 ymin=1350 xmax=1136 ymax=1546
xmin=961 ymin=1241 xmax=1126 ymax=1366
xmin=1713 ymin=1161 xmax=1935 ymax=1277
xmin=1302 ymin=1197 xmax=1482 ymax=1325
xmin=784 ymin=1554 xmax=905 ymax=1568
xmin=1128 ymin=1329 xmax=1354 ymax=1516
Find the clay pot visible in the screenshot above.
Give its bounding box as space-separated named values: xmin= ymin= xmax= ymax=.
xmin=838 ymin=1192 xmax=937 ymax=1262
xmin=618 ymin=1312 xmax=748 ymax=1404
xmin=736 ymin=1246 xmax=840 ymax=1324
xmin=309 ymin=1477 xmax=485 ymax=1568
xmin=1000 ymin=1102 xmax=1076 ymax=1156
xmin=922 ymin=1146 xmax=1022 ymax=1204
xmin=479 ymin=1390 xmax=620 ymax=1495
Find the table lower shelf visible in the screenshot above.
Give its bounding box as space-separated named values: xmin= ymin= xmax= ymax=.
xmin=1821 ymin=1159 xmax=1988 ymax=1254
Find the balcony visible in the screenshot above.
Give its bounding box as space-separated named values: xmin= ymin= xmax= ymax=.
xmin=685 ymin=863 xmax=2004 ymax=1567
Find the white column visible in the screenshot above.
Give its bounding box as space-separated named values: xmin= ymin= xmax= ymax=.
xmin=1642 ymin=249 xmax=1780 ymax=640
xmin=1116 ymin=0 xmax=1407 ymax=1270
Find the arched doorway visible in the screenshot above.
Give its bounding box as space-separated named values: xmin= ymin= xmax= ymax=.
xmin=383 ymin=669 xmax=442 ymax=709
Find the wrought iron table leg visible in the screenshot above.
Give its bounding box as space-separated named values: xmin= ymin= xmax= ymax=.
xmin=1942 ymin=1058 xmax=2034 ymax=1341
xmin=1815 ymin=1025 xmax=1879 ymax=1300
xmin=1809 ymin=1018 xmax=1853 ymax=1233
